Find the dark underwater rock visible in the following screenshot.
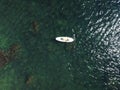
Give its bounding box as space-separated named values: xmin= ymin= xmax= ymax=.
xmin=0 ymin=43 xmax=21 ymax=68
xmin=0 ymin=51 xmax=8 ymax=67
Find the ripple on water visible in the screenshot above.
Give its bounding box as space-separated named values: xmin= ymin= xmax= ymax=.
xmin=70 ymin=0 xmax=120 ymax=89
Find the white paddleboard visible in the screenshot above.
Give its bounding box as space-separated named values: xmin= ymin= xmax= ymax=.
xmin=55 ymin=36 xmax=74 ymax=43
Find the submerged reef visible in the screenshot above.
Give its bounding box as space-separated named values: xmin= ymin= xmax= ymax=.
xmin=25 ymin=75 xmax=34 ymax=85
xmin=31 ymin=21 xmax=39 ymax=33
xmin=0 ymin=43 xmax=20 ymax=67
xmin=7 ymin=43 xmax=21 ymax=60
xmin=0 ymin=51 xmax=8 ymax=67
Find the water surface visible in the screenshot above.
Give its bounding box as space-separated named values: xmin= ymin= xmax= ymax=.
xmin=0 ymin=0 xmax=119 ymax=90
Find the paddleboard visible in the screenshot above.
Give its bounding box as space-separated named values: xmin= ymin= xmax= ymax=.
xmin=55 ymin=36 xmax=74 ymax=43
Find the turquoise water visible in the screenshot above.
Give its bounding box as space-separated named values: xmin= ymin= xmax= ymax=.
xmin=0 ymin=0 xmax=119 ymax=90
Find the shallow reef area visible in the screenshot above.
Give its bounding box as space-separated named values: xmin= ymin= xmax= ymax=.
xmin=0 ymin=0 xmax=119 ymax=90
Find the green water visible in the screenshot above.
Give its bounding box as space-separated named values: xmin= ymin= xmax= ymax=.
xmin=0 ymin=0 xmax=119 ymax=90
